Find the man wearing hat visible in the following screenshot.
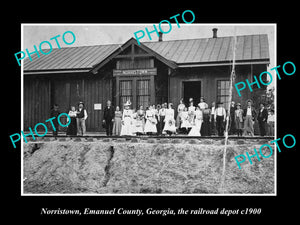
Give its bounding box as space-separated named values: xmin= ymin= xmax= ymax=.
xmin=103 ymin=100 xmax=115 ymax=136
xmin=214 ymin=101 xmax=226 ymax=136
xmin=243 ymin=99 xmax=256 ymax=136
xmin=76 ymin=101 xmax=88 ymax=136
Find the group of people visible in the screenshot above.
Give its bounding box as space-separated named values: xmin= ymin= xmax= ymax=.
xmin=228 ymin=100 xmax=274 ymax=137
xmin=102 ymin=97 xmax=274 ymax=137
xmin=50 ymin=101 xmax=88 ymax=136
xmin=102 ymin=100 xmax=177 ymax=136
xmin=49 ymin=97 xmax=274 ymax=137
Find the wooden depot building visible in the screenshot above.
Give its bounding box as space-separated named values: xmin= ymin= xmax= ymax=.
xmin=23 ymin=28 xmax=270 ymax=132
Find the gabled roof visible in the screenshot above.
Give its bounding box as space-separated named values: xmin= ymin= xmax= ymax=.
xmin=91 ymin=38 xmax=177 ymax=74
xmin=24 ymin=34 xmax=269 ymax=74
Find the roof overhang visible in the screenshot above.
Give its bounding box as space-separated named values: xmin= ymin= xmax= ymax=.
xmin=177 ymin=59 xmax=270 ymax=68
xmin=91 ymin=38 xmax=178 ymax=74
xmin=24 ymin=69 xmax=91 ymax=75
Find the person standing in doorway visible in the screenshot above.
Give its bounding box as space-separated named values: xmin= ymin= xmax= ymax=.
xmin=76 ymin=102 xmax=88 ymax=136
xmin=257 ymin=103 xmax=268 ymax=136
xmin=243 ymin=100 xmax=256 ymax=136
xmin=214 ymin=102 xmax=226 ymax=136
xmin=188 ymin=99 xmax=196 ymax=133
xmin=50 ymin=103 xmax=60 ymax=136
xmin=103 ymin=100 xmax=115 ymax=136
xmin=176 ymin=98 xmax=185 ymax=133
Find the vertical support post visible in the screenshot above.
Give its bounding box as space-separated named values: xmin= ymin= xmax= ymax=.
xmin=115 ymin=76 xmax=120 ymax=107
xmin=150 ymin=75 xmax=155 ymax=105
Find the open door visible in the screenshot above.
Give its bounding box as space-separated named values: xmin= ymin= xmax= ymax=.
xmin=183 ymin=81 xmax=201 ymax=105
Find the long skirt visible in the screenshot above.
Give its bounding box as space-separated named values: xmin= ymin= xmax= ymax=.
xmin=201 ymin=118 xmax=210 ymax=136
xmin=188 ymin=126 xmax=201 ymax=136
xmin=176 ymin=112 xmax=182 ymax=128
xmin=120 ymin=117 xmax=134 ymax=136
xmin=235 ymin=118 xmax=243 ymax=130
xmin=66 ymin=117 xmax=77 ymax=135
xmin=112 ymin=117 xmax=122 ymax=136
xmin=181 ymin=118 xmax=191 ymax=129
xmin=267 ymin=121 xmax=274 ymax=136
xmin=163 ymin=119 xmax=176 ymax=133
xmin=144 ymin=119 xmax=157 ymax=133
xmin=135 ymin=119 xmax=144 ymax=134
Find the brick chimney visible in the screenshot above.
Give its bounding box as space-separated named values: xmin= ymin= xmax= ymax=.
xmin=212 ymin=28 xmax=218 ymax=38
xmin=158 ymin=31 xmax=163 ymax=42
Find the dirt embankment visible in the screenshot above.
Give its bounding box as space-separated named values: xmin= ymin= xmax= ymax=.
xmin=23 ymin=138 xmax=274 ymax=194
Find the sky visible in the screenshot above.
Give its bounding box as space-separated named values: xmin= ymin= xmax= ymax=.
xmin=22 ymin=23 xmax=276 ymax=86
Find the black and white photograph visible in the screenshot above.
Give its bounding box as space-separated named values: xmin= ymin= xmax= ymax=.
xmin=4 ymin=4 xmax=299 ymax=221
xmin=21 ymin=24 xmax=276 ymax=195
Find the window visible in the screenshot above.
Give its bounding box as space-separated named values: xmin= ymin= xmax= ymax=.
xmin=217 ymin=80 xmax=230 ymax=109
xmin=120 ymin=80 xmax=132 ymax=109
xmin=137 ymin=80 xmax=150 ymax=108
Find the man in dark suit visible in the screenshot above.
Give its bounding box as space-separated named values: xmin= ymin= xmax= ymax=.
xmin=103 ymin=100 xmax=115 ymax=136
xmin=257 ymin=103 xmax=268 ymax=136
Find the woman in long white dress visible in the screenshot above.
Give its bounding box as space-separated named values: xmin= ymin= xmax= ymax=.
xmin=144 ymin=105 xmax=157 ymax=135
xmin=163 ymin=103 xmax=176 ymax=135
xmin=120 ymin=101 xmax=134 ymax=136
xmin=135 ymin=105 xmax=145 ymax=135
xmin=188 ymin=101 xmax=196 ymax=133
xmin=188 ymin=107 xmax=203 ymax=136
xmin=180 ymin=107 xmax=190 ymax=134
xmin=176 ymin=98 xmax=185 ymax=130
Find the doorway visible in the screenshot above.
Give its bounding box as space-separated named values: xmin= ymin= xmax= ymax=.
xmin=183 ymin=81 xmax=201 ymax=105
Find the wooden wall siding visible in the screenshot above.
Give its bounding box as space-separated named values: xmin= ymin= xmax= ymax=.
xmin=83 ymin=76 xmax=112 ymax=132
xmin=23 ymin=77 xmax=50 ymax=130
xmin=154 ymin=60 xmax=168 ymax=104
xmin=169 ymin=64 xmax=268 ymax=114
xmin=117 ymin=58 xmax=154 ymax=69
xmin=22 ymin=72 xmax=114 ymax=133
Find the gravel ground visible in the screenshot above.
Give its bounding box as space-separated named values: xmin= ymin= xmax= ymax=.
xmin=23 ymin=139 xmax=274 ymax=194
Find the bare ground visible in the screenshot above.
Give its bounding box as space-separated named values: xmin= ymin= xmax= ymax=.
xmin=23 ymin=139 xmax=274 ymax=194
